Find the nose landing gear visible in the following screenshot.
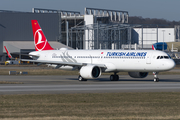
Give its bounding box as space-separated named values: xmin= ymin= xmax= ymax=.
xmin=153 ymin=72 xmax=159 ymax=82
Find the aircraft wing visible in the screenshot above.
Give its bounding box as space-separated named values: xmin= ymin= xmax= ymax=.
xmin=21 ymin=59 xmax=106 ymax=68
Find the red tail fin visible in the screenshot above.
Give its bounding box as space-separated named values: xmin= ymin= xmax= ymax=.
xmin=4 ymin=46 xmax=12 ymax=59
xmin=31 ymin=20 xmax=54 ymax=51
xmin=152 ymin=45 xmax=156 ymax=50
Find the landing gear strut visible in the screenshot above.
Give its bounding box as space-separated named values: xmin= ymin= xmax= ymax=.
xmin=153 ymin=72 xmax=159 ymax=82
xmin=110 ymin=73 xmax=119 ymax=81
xmin=78 ymin=75 xmax=87 ymax=81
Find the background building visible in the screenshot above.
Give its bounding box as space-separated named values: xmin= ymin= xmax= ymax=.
xmin=133 ymin=28 xmax=175 ymax=49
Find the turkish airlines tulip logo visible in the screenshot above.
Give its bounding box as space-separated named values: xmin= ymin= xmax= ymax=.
xmin=34 ymin=29 xmax=47 ymax=51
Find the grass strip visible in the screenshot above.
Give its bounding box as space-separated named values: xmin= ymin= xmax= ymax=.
xmin=0 ymin=92 xmax=180 ymax=119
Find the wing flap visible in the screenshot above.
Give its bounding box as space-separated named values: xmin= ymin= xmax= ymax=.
xmin=21 ymin=59 xmax=83 ymax=66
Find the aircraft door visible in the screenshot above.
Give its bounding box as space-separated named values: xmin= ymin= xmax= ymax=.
xmin=98 ymin=52 xmax=104 ymax=62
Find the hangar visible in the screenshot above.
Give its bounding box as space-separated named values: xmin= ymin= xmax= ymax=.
xmin=0 ymin=8 xmax=131 ymax=61
xmin=0 ymin=10 xmax=61 ymax=61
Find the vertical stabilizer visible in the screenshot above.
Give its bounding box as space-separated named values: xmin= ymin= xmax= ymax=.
xmin=31 ymin=20 xmax=54 ymax=51
xmin=152 ymin=45 xmax=156 ymax=50
xmin=4 ymin=46 xmax=12 ymax=59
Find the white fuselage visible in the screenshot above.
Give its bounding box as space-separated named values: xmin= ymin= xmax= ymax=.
xmin=29 ymin=49 xmax=175 ymax=72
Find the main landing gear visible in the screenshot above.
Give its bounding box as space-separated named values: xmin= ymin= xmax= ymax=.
xmin=153 ymin=72 xmax=159 ymax=82
xmin=110 ymin=73 xmax=119 ymax=81
xmin=78 ymin=73 xmax=119 ymax=81
xmin=78 ymin=75 xmax=87 ymax=81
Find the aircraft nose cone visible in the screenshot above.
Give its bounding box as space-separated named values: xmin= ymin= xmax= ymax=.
xmin=167 ymin=60 xmax=176 ymax=70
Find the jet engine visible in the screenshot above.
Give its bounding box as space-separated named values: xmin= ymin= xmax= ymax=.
xmin=80 ymin=65 xmax=101 ymax=79
xmin=128 ymin=72 xmax=148 ymax=78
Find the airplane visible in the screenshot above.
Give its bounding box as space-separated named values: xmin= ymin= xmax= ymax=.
xmin=4 ymin=20 xmax=176 ymax=82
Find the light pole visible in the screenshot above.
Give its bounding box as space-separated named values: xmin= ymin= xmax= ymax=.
xmin=162 ymin=30 xmax=165 ymax=51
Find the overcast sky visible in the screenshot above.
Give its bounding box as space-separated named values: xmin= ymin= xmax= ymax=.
xmin=1 ymin=0 xmax=179 ymax=21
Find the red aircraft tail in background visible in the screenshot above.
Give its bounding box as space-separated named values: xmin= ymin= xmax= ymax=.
xmin=152 ymin=45 xmax=156 ymax=50
xmin=4 ymin=46 xmax=12 ymax=59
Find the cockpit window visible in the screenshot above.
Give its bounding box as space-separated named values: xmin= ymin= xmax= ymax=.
xmin=157 ymin=56 xmax=169 ymax=59
xmin=164 ymin=56 xmax=169 ymax=59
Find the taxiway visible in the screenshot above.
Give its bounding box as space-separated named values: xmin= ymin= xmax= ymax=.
xmin=0 ymin=75 xmax=180 ymax=94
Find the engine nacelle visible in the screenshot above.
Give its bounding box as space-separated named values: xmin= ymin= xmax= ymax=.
xmin=80 ymin=65 xmax=101 ymax=79
xmin=128 ymin=72 xmax=148 ymax=78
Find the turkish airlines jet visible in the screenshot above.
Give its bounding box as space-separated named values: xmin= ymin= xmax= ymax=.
xmin=5 ymin=20 xmax=176 ymax=82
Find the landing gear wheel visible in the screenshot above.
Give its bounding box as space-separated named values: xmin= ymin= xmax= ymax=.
xmin=114 ymin=75 xmax=119 ymax=81
xmin=110 ymin=75 xmax=114 ymax=81
xmin=110 ymin=75 xmax=119 ymax=81
xmin=154 ymin=78 xmax=159 ymax=82
xmin=78 ymin=75 xmax=87 ymax=81
xmin=153 ymin=72 xmax=159 ymax=82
